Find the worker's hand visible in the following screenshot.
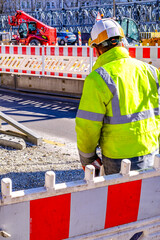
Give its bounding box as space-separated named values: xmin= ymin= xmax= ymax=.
xmin=82 ymin=157 xmax=102 ymax=177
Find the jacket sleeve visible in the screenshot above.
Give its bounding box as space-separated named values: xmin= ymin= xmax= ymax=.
xmin=75 ymin=70 xmax=112 ymax=166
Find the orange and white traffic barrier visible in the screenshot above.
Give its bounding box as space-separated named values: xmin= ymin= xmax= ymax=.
xmin=0 ymin=45 xmax=160 ymax=80
xmin=1 ymin=155 xmax=160 ymax=239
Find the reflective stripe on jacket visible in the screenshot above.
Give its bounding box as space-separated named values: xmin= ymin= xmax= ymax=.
xmin=75 ymin=46 xmax=160 ymax=162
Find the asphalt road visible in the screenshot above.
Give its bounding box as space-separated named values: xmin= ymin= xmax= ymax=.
xmin=0 ymin=89 xmax=79 ymax=143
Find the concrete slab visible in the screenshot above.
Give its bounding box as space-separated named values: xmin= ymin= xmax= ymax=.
xmin=0 ymin=134 xmax=26 ymax=150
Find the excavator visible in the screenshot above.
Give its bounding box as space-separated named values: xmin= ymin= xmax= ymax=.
xmin=117 ymin=17 xmax=140 ymax=45
xmin=118 ymin=17 xmax=160 ymax=46
xmin=8 ymin=10 xmax=57 ymax=45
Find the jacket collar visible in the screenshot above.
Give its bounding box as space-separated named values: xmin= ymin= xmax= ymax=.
xmin=92 ymin=46 xmax=130 ymax=71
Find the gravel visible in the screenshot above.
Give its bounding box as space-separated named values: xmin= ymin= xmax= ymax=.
xmin=0 ymin=136 xmax=84 ymax=192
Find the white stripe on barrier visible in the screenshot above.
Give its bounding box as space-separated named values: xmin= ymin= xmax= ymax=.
xmin=10 ymin=46 xmax=13 ymax=55
xmin=136 ymin=47 xmax=143 ymax=59
xmin=46 ymin=47 xmax=50 ymax=56
xmin=69 ymin=187 xmax=108 ymax=237
xmin=55 ymin=72 xmax=59 ymax=77
xmin=63 ymin=73 xmax=68 ymax=77
xmin=0 ymin=202 xmax=30 ymax=240
xmin=55 ymin=46 xmax=59 ymax=56
xmin=150 ymin=47 xmax=158 ymax=59
xmin=138 ymin=176 xmax=160 ymax=220
xmin=27 ymin=46 xmax=31 ymax=55
xmin=63 ymin=47 xmax=68 ymax=56
xmin=73 ymin=47 xmax=77 ymax=57
xmin=35 ymin=46 xmax=40 ymax=56
xmin=18 ymin=46 xmax=22 ymax=55
xmin=82 ymin=47 xmax=87 ymax=57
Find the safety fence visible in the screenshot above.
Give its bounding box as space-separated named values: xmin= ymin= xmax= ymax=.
xmin=0 ymin=45 xmax=91 ymax=79
xmin=0 ymin=45 xmax=160 ymax=80
xmin=1 ymin=155 xmax=160 ymax=239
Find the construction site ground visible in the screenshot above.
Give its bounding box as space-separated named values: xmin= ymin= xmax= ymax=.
xmin=0 ymin=89 xmax=84 ymax=192
xmin=0 ymin=134 xmax=83 ymax=192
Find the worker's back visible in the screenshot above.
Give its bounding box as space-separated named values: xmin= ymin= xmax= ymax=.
xmin=97 ymin=47 xmax=160 ymax=159
xmin=77 ymin=46 xmax=160 ymax=160
xmin=76 ymin=18 xmax=160 ymax=175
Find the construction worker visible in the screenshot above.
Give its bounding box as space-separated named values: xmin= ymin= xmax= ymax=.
xmin=75 ymin=18 xmax=160 ymax=176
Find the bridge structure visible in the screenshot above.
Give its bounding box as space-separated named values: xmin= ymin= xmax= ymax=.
xmin=0 ymin=0 xmax=159 ymax=33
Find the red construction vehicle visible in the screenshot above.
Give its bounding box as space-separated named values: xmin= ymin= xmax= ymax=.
xmin=8 ymin=10 xmax=57 ymax=45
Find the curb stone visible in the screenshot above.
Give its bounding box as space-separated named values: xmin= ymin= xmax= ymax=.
xmin=0 ymin=134 xmax=26 ymax=150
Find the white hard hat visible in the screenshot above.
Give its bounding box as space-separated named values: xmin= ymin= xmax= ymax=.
xmin=90 ymin=18 xmax=125 ymax=47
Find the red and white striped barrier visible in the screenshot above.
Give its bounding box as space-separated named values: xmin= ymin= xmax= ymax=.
xmin=78 ymin=31 xmax=82 ymax=46
xmin=0 ymin=45 xmax=91 ymax=79
xmin=127 ymin=46 xmax=160 ymax=69
xmin=1 ymin=156 xmax=160 ymax=239
xmin=0 ymin=45 xmax=90 ymax=57
xmin=0 ymin=45 xmax=159 ymax=80
xmin=93 ymin=45 xmax=160 ymax=70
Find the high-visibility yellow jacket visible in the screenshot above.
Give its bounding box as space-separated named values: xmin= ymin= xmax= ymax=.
xmin=75 ymin=46 xmax=160 ymax=164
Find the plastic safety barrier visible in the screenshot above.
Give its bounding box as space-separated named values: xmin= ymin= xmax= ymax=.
xmin=94 ymin=45 xmax=160 ymax=70
xmin=127 ymin=45 xmax=160 ymax=70
xmin=0 ymin=45 xmax=160 ymax=80
xmin=0 ymin=45 xmax=91 ymax=79
xmin=1 ymin=156 xmax=160 ymax=239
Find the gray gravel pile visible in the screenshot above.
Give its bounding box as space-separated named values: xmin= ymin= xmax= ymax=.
xmin=0 ymin=137 xmax=84 ymax=192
